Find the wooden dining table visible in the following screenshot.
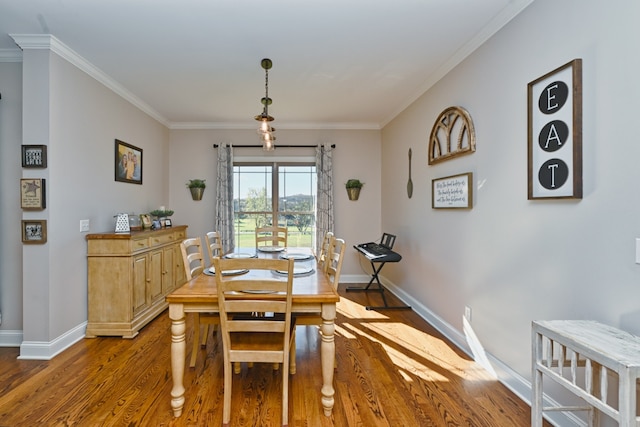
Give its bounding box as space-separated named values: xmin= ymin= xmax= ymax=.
xmin=165 ymin=247 xmax=340 ymax=418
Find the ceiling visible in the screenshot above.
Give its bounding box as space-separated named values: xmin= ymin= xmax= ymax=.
xmin=0 ymin=0 xmax=534 ymax=130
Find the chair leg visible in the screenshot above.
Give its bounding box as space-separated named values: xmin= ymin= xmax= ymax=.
xmin=200 ymin=324 xmax=209 ymax=347
xmin=223 ymin=360 xmax=233 ymax=426
xmin=290 ymin=329 xmax=297 ymax=375
xmin=190 ymin=314 xmax=201 ymax=368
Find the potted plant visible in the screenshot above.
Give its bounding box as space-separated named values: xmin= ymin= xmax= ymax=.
xmin=149 ymin=209 xmax=174 ymax=227
xmin=186 ymin=179 xmax=206 ymax=200
xmin=345 ymin=179 xmax=364 ymax=201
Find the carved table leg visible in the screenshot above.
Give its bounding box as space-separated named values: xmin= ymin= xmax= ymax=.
xmin=320 ymin=303 xmax=336 ymax=416
xmin=169 ymin=303 xmax=186 ymax=417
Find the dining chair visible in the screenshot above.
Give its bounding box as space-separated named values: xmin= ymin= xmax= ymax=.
xmin=212 ymin=256 xmax=296 ymax=427
xmin=317 ymin=231 xmax=334 ymax=273
xmin=255 ymin=225 xmax=288 ymax=249
xmin=180 ymin=237 xmax=219 ymax=368
xmin=205 ymin=230 xmax=223 ymax=264
xmin=295 ymin=237 xmax=345 ymax=328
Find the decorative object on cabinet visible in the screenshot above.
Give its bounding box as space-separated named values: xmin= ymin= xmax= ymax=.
xmin=140 ymin=214 xmax=152 ymax=229
xmin=527 ymin=59 xmax=582 ymax=200
xmin=85 ymin=225 xmax=188 ymax=338
xmin=345 ymin=179 xmax=363 ymax=201
xmin=428 ymin=106 xmax=476 ymax=165
xmin=115 ymin=139 xmax=143 ymax=184
xmin=114 ymin=213 xmax=130 ymax=233
xmin=149 ymin=208 xmax=174 ymax=227
xmin=432 ymin=172 xmax=473 ymax=209
xmin=186 ymin=179 xmax=206 ymax=201
xmin=20 ymin=178 xmax=46 ymax=210
xmin=21 ymin=145 xmax=47 ymax=168
xmin=21 ymin=219 xmax=47 ymax=244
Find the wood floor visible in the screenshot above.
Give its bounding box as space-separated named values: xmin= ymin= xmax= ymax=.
xmin=0 ymin=285 xmax=546 ymax=426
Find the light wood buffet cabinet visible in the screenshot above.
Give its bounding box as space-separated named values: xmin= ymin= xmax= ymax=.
xmin=86 ymin=225 xmax=187 ymax=338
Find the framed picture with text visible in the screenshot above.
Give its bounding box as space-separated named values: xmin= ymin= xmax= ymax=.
xmin=528 ymin=59 xmax=582 ymax=199
xmin=20 ymin=178 xmax=46 ymax=210
xmin=432 ymin=172 xmax=473 ymax=209
xmin=22 ymin=145 xmax=47 ymax=168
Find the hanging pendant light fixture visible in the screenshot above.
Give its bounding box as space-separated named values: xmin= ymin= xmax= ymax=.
xmin=254 ymin=58 xmax=276 ymax=151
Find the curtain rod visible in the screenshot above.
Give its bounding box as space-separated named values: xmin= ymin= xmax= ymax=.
xmin=213 ymin=144 xmax=335 ymax=148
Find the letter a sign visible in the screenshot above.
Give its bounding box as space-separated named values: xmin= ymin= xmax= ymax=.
xmin=528 ymin=59 xmax=582 ymax=199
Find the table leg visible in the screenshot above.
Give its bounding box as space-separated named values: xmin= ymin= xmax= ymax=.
xmin=320 ymin=303 xmax=336 ymax=416
xmin=169 ymin=303 xmax=186 ymax=417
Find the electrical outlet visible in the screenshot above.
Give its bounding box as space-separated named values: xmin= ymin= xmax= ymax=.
xmin=464 ymin=306 xmax=472 ymax=322
xmin=80 ymin=219 xmax=90 ymax=232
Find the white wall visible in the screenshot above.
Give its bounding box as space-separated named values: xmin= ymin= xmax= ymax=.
xmin=0 ymin=62 xmax=23 ymax=342
xmin=10 ymin=39 xmax=170 ymax=357
xmin=381 ymin=0 xmax=640 ymax=421
xmin=168 ymin=128 xmax=382 ymax=275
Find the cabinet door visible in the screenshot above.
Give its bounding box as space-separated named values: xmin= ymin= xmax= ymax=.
xmin=132 ymin=254 xmax=148 ymax=316
xmin=174 ymin=243 xmax=186 ymax=287
xmin=161 ymin=245 xmax=176 ymax=294
xmin=148 ymin=249 xmax=163 ymax=303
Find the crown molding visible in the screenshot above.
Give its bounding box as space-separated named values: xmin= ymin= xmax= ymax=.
xmin=0 ymin=48 xmax=22 ymax=62
xmin=9 ymin=34 xmax=169 ymax=126
xmin=168 ymin=121 xmax=381 ymax=131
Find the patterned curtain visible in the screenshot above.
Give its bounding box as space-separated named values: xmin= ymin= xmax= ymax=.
xmin=315 ymin=144 xmax=334 ymax=255
xmin=215 ymin=142 xmax=234 ymax=253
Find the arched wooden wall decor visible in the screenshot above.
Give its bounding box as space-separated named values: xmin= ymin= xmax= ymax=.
xmin=428 ymin=106 xmax=476 ymax=165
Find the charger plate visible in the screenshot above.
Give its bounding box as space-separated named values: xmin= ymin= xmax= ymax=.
xmin=257 ymin=246 xmax=286 ymax=253
xmin=274 ymin=266 xmax=315 ymax=276
xmin=280 ymin=252 xmax=314 ymax=261
xmin=223 ymin=252 xmax=257 ymax=259
xmin=204 ymin=267 xmax=249 ymax=276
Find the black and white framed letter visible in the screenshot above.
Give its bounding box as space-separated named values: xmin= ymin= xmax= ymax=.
xmin=527 ymin=59 xmax=582 ymax=200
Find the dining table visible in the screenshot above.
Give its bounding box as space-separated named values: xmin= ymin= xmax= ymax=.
xmin=165 ymin=246 xmax=341 ymax=418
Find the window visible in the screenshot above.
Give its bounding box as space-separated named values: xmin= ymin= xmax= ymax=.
xmin=233 ymin=163 xmax=316 ymax=248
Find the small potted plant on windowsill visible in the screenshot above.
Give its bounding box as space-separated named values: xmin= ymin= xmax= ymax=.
xmin=345 ymin=179 xmax=364 ymax=201
xmin=186 ymin=179 xmax=206 ymax=200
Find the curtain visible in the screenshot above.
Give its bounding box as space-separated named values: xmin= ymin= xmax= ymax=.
xmin=215 ymin=142 xmax=234 ymax=253
xmin=315 ymin=144 xmax=334 ymax=255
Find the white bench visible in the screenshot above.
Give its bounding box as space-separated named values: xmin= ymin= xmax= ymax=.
xmin=532 ymin=320 xmax=640 ymax=426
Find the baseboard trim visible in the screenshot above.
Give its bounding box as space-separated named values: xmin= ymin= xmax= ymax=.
xmin=18 ymin=321 xmax=87 ymax=360
xmin=0 ymin=330 xmax=24 ymax=347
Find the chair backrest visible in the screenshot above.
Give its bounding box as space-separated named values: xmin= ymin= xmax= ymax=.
xmin=255 ymin=226 xmax=288 ymax=248
xmin=180 ymin=237 xmax=205 ymax=281
xmin=205 ymin=231 xmax=223 ymax=263
xmin=213 ymin=257 xmax=295 ymax=364
xmin=326 ymin=237 xmax=346 ymax=289
xmin=317 ymin=231 xmax=334 ymax=272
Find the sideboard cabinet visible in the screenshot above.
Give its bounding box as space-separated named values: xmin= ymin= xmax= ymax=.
xmin=86 ymin=225 xmax=187 ymax=338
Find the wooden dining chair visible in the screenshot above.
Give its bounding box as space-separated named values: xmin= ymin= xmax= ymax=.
xmin=205 ymin=230 xmax=223 ymax=263
xmin=295 ymin=237 xmax=345 ymax=326
xmin=255 ymin=225 xmax=288 ymax=249
xmin=180 ymin=237 xmax=219 ymax=368
xmin=212 ymin=256 xmax=296 ymax=427
xmin=317 ymin=231 xmax=334 ymax=273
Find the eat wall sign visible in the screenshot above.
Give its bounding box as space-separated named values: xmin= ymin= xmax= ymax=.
xmin=527 ymin=59 xmax=582 ymax=200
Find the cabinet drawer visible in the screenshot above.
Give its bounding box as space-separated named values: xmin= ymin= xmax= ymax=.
xmin=131 ymin=237 xmax=150 ymax=251
xmin=174 ymin=229 xmax=186 ymax=241
xmin=150 ymin=233 xmax=174 ymax=247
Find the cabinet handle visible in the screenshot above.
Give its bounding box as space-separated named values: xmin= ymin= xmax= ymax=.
xmin=146 ymin=278 xmax=151 ymax=282
xmin=136 ymin=241 xmax=145 ymax=247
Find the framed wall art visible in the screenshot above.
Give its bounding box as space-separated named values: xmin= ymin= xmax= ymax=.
xmin=22 ymin=219 xmax=47 ymax=244
xmin=20 ymin=178 xmax=46 ymax=210
xmin=22 ymin=145 xmax=47 ymax=168
xmin=528 ymin=59 xmax=582 ymax=199
xmin=428 ymin=106 xmax=476 ymax=165
xmin=432 ymin=172 xmax=473 ymax=209
xmin=115 ymin=139 xmax=143 ymax=184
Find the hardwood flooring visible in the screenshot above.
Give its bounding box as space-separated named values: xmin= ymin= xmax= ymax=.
xmin=0 ymin=285 xmax=546 ymax=426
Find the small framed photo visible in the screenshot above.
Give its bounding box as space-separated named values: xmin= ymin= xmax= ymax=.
xmin=115 ymin=139 xmax=143 ymax=184
xmin=22 ymin=219 xmax=47 ymax=244
xmin=151 ymin=220 xmax=162 ymax=230
xmin=20 ymin=178 xmax=46 ymax=210
xmin=432 ymin=172 xmax=473 ymax=209
xmin=164 ymin=218 xmax=172 ymax=227
xmin=140 ymin=214 xmax=152 ymax=229
xmin=22 ymin=145 xmax=47 ymax=168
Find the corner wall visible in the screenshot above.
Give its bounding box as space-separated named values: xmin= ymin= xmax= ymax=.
xmin=380 ymin=0 xmax=640 ymax=421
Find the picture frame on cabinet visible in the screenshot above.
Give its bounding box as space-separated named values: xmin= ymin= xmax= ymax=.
xmin=527 ymin=59 xmax=582 ymax=199
xmin=140 ymin=214 xmax=152 ymax=229
xmin=21 ymin=145 xmax=47 ymax=168
xmin=22 ymin=219 xmax=47 ymax=244
xmin=20 ymin=178 xmax=46 ymax=210
xmin=115 ymin=139 xmax=143 ymax=184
